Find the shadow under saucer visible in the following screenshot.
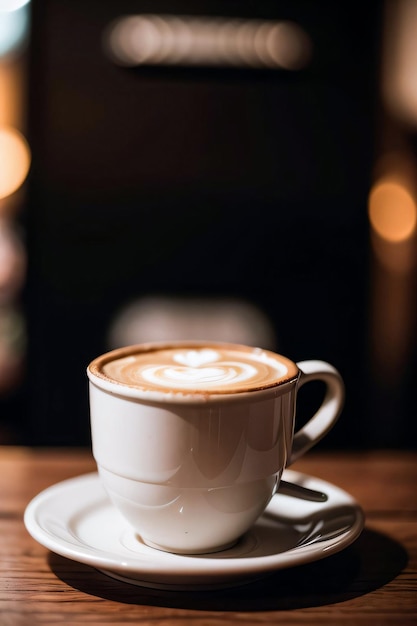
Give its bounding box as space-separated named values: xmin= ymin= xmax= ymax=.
xmin=48 ymin=526 xmax=408 ymax=612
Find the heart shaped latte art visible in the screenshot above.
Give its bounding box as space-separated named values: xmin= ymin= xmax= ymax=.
xmin=141 ymin=361 xmax=257 ymax=388
xmin=173 ymin=349 xmax=219 ymax=368
xmin=139 ymin=349 xmax=258 ymax=389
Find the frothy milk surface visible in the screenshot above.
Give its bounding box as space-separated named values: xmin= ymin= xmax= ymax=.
xmin=91 ymin=344 xmax=298 ymax=395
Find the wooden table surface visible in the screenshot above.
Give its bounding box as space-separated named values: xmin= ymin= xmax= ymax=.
xmin=1 ymin=446 xmax=416 ymax=625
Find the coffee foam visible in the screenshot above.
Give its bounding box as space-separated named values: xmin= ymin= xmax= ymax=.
xmin=90 ymin=343 xmax=298 ymax=395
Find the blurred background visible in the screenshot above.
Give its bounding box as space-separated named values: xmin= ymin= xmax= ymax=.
xmin=0 ymin=0 xmax=416 ymax=449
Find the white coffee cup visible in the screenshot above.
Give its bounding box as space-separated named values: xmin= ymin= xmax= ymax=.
xmin=87 ymin=341 xmax=344 ymax=554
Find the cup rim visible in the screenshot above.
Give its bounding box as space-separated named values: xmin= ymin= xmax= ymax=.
xmin=87 ymin=340 xmax=299 ymax=404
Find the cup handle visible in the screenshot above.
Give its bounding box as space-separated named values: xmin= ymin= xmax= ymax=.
xmin=287 ymin=360 xmax=345 ymax=466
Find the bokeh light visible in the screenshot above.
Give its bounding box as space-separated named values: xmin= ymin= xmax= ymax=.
xmin=382 ymin=0 xmax=417 ymax=127
xmin=105 ymin=15 xmax=312 ymax=70
xmin=0 ymin=218 xmax=26 ymax=302
xmin=368 ymin=179 xmax=417 ymax=242
xmin=0 ymin=126 xmax=31 ymax=200
xmin=107 ymin=296 xmax=277 ymax=351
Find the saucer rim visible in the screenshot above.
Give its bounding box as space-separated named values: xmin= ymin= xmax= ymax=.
xmin=24 ymin=469 xmax=365 ymax=588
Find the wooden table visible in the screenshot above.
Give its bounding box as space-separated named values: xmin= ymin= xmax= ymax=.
xmin=1 ymin=447 xmax=416 ymax=625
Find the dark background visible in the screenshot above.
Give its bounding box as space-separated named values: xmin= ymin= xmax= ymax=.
xmin=3 ymin=0 xmax=415 ymax=449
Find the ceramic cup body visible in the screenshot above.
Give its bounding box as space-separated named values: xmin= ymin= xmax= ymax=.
xmin=87 ymin=341 xmax=344 ymax=554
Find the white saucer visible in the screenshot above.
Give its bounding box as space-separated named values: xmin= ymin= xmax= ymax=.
xmin=24 ymin=470 xmax=364 ymax=590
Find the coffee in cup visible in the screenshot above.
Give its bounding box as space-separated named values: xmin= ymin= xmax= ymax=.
xmin=87 ymin=341 xmax=344 ymax=554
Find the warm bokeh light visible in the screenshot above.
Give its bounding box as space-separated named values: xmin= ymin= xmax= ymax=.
xmin=0 ymin=126 xmax=31 ymax=199
xmin=0 ymin=59 xmax=25 ymax=128
xmin=0 ymin=1 xmax=29 ymax=401
xmin=107 ymin=296 xmax=277 ymax=350
xmin=0 ymin=218 xmax=25 ymax=302
xmin=263 ymin=21 xmax=312 ymax=70
xmin=105 ymin=15 xmax=312 ymax=70
xmin=368 ymin=155 xmax=417 ymax=382
xmin=382 ymin=0 xmax=417 ymax=127
xmin=368 ymin=179 xmax=417 ymax=242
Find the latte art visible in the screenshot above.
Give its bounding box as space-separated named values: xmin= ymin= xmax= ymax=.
xmin=95 ymin=344 xmax=299 ymax=395
xmin=141 ymin=360 xmax=258 ymax=389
